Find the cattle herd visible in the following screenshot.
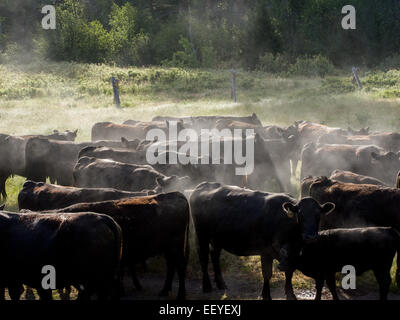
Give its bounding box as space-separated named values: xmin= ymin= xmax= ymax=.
xmin=1 ymin=114 xmax=400 ymax=300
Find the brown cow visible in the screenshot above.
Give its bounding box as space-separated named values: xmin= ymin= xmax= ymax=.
xmin=329 ymin=169 xmax=386 ymax=186
xmin=309 ymin=176 xmax=400 ymax=230
xmin=300 ymin=143 xmax=387 ymax=182
xmin=290 ymin=121 xmax=368 ymax=176
xmin=18 ymin=180 xmax=152 ymax=211
xmin=91 ymin=121 xmax=184 ymax=141
xmin=300 ymin=171 xmax=386 ymax=198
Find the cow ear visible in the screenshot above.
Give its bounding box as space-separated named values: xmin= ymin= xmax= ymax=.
xmin=156 ymin=177 xmax=165 ymax=187
xmin=53 ymin=129 xmax=59 ymax=133
xmin=121 ymin=137 xmax=128 ymax=145
xmin=132 ymin=139 xmax=140 ymax=150
xmin=73 ymin=129 xmax=78 ymax=135
xmin=0 ymin=204 xmax=4 ymax=211
xmin=371 ymin=152 xmax=380 ymax=160
xmin=321 ymin=202 xmax=335 ymax=215
xmin=282 ymin=202 xmax=297 ymax=218
xmin=286 ymin=134 xmax=296 ymax=142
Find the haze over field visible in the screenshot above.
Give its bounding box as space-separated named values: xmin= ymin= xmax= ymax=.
xmin=1 ymin=0 xmax=400 ymax=301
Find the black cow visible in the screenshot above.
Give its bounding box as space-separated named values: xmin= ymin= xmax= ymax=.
xmin=73 ymin=157 xmax=190 ymax=193
xmin=0 ymin=130 xmax=78 ymax=199
xmin=0 ymin=211 xmax=122 ymax=300
xmin=24 ymin=138 xmax=141 ymax=186
xmin=189 ymin=182 xmax=335 ymax=300
xmin=290 ymin=227 xmax=400 ymax=300
xmin=44 ymin=192 xmax=189 ymax=300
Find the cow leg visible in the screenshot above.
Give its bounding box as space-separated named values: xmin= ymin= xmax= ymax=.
xmin=374 ymin=269 xmax=391 ymax=300
xmin=284 ymin=270 xmax=297 ymax=300
xmin=326 ymin=274 xmax=339 ymax=300
xmin=37 ymin=289 xmax=53 ymax=301
xmin=59 ymin=287 xmax=71 ymax=300
xmin=176 ymin=260 xmax=187 ymax=301
xmin=198 ymin=237 xmax=212 ymax=293
xmin=0 ymin=173 xmax=7 ymax=201
xmin=315 ymin=278 xmax=324 ymax=300
xmin=25 ymin=286 xmax=36 ymax=300
xmin=118 ymin=264 xmax=126 ymax=296
xmin=159 ymin=254 xmax=175 ymax=297
xmin=77 ymin=286 xmax=93 ymax=300
xmin=129 ymin=264 xmax=143 ymax=291
xmin=291 ymin=159 xmax=298 ymax=177
xmin=210 ymin=245 xmax=227 ymax=290
xmin=260 ymin=253 xmax=273 ymax=300
xmin=176 ymin=245 xmax=188 ymax=300
xmin=8 ymin=284 xmax=23 ymax=300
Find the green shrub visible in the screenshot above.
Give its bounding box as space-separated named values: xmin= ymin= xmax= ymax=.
xmin=150 ymin=19 xmax=187 ymax=65
xmin=290 ymin=55 xmax=335 ymax=77
xmin=257 ymin=53 xmax=291 ymax=74
xmin=379 ymin=54 xmax=400 ymax=71
xmin=162 ymin=36 xmax=198 ymax=68
xmin=257 ymin=53 xmax=335 ymax=77
xmin=108 ymin=3 xmax=149 ymax=66
xmin=199 ymin=41 xmax=218 ymax=68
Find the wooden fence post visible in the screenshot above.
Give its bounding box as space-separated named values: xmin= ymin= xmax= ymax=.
xmin=111 ymin=77 xmax=121 ymax=108
xmin=352 ymin=67 xmax=362 ymax=89
xmin=230 ymin=70 xmax=237 ymax=102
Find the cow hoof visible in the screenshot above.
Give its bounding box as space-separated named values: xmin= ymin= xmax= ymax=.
xmin=286 ymin=293 xmax=297 ymax=300
xmin=159 ymin=289 xmax=170 ymax=297
xmin=176 ymin=294 xmax=186 ymax=301
xmin=202 ymin=285 xmax=212 ymax=293
xmin=216 ymin=283 xmax=227 ymax=290
xmin=133 ymin=284 xmax=143 ymax=291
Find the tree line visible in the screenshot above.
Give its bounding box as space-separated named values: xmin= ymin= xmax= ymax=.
xmin=0 ymin=0 xmax=399 ymax=70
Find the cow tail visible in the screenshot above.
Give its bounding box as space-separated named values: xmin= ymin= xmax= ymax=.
xmin=393 ymin=228 xmax=400 ymax=288
xmin=103 ymin=215 xmax=123 ymax=299
xmin=183 ymin=213 xmax=190 ymax=266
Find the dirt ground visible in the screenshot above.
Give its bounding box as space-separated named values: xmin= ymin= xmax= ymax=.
xmin=120 ymin=272 xmax=400 ymax=301
xmin=10 ymin=270 xmax=400 ymax=301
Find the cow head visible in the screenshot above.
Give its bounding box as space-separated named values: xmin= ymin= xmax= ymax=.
xmin=156 ymin=175 xmax=191 ymax=193
xmin=283 ymin=197 xmax=335 ymax=242
xmin=371 ymin=151 xmax=400 ymax=185
xmin=348 ymin=126 xmax=369 ymax=136
xmin=251 ymin=113 xmax=262 ymax=126
xmin=65 ymin=129 xmax=78 ymax=141
xmin=300 ymin=175 xmax=315 ymax=198
xmin=278 ymin=197 xmax=335 ymax=271
xmin=121 ymin=137 xmax=140 ymax=150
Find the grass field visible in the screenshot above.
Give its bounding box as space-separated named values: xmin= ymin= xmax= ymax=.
xmin=1 ymin=61 xmax=400 ymax=299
